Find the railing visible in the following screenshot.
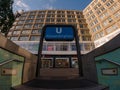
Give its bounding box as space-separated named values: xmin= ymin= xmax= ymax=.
xmin=0 ymin=59 xmax=23 ymax=66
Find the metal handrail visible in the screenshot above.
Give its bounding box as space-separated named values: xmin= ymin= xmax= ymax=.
xmin=0 ymin=59 xmax=23 ymax=66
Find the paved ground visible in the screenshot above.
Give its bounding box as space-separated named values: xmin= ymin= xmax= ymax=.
xmin=12 ymin=78 xmax=108 ymax=90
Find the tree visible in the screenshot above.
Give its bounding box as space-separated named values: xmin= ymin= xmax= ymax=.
xmin=0 ymin=0 xmax=15 ymax=37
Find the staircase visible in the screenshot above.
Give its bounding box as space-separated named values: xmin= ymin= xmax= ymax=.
xmin=11 ymin=78 xmax=109 ymax=90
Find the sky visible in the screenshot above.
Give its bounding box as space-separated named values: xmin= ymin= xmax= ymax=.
xmin=13 ymin=0 xmax=92 ymax=12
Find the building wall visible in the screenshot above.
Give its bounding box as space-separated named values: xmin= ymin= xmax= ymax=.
xmin=82 ymin=34 xmax=120 ymax=88
xmin=8 ymin=10 xmax=91 ymax=42
xmin=96 ymin=60 xmax=120 ymax=90
xmin=83 ymin=0 xmax=120 ymax=47
xmin=0 ymin=48 xmax=24 ymax=90
xmin=0 ymin=34 xmax=37 ymax=89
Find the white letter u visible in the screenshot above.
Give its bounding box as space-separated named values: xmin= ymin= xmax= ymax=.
xmin=56 ymin=27 xmax=62 ymax=34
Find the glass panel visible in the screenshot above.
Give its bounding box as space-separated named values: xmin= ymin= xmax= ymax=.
xmin=19 ymin=36 xmax=29 ymax=41
xmin=32 ymin=30 xmax=41 ymax=34
xmin=41 ymin=58 xmax=53 ymax=68
xmin=55 ymin=58 xmax=69 ymax=68
xmin=11 ymin=37 xmax=18 ymax=41
xmin=71 ymin=44 xmax=76 ymax=51
xmin=13 ymin=31 xmax=21 ymax=35
xmin=22 ymin=30 xmax=31 ymax=34
xmin=30 ymin=36 xmax=40 ymax=41
xmin=71 ymin=58 xmax=78 ymax=68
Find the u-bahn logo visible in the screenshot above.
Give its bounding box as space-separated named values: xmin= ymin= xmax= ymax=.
xmin=56 ymin=27 xmax=62 ymax=34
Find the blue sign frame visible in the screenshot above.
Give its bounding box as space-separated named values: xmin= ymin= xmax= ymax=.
xmin=45 ymin=26 xmax=74 ymax=41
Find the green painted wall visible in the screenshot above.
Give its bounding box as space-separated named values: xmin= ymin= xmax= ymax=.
xmin=95 ymin=48 xmax=120 ymax=90
xmin=0 ymin=48 xmax=24 ymax=90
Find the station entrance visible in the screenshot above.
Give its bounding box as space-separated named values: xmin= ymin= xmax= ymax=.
xmin=36 ymin=25 xmax=83 ymax=78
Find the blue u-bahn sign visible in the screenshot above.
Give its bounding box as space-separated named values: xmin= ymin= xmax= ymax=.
xmin=45 ymin=26 xmax=74 ymax=41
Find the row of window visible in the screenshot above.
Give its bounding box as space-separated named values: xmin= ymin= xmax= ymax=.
xmin=103 ymin=17 xmax=113 ymax=27
xmin=19 ymin=15 xmax=84 ymax=21
xmin=22 ymin=11 xmax=82 ymax=16
xmin=85 ymin=0 xmax=115 ymax=17
xmin=91 ymin=25 xmax=101 ymax=33
xmin=15 ymin=41 xmax=94 ymax=53
xmin=9 ymin=35 xmax=91 ymax=41
xmin=105 ymin=24 xmax=119 ymax=34
xmin=10 ymin=36 xmax=40 ymax=41
xmin=89 ymin=19 xmax=98 ymax=27
xmin=8 ymin=30 xmax=41 ymax=35
xmin=93 ymin=31 xmax=104 ymax=40
xmin=16 ymin=18 xmax=87 ymax=26
xmin=11 ymin=23 xmax=88 ymax=31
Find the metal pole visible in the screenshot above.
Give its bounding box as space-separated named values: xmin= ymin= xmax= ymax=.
xmin=36 ymin=27 xmax=45 ymax=77
xmin=74 ymin=27 xmax=83 ymax=77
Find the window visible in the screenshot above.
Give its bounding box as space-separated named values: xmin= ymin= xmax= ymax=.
xmin=13 ymin=31 xmax=21 ymax=35
xmin=19 ymin=36 xmax=29 ymax=41
xmin=92 ymin=28 xmax=97 ymax=33
xmin=34 ymin=24 xmax=43 ymax=28
xmin=99 ymin=31 xmax=104 ymax=37
xmin=96 ymin=10 xmax=101 ymax=15
xmin=82 ymin=36 xmax=91 ymax=41
xmin=103 ymin=20 xmax=108 ymax=26
xmin=30 ymin=36 xmax=40 ymax=41
xmin=106 ymin=0 xmax=114 ymax=7
xmin=110 ymin=3 xmax=118 ymax=12
xmin=29 ymin=12 xmax=36 ymax=15
xmin=25 ymin=19 xmax=34 ymax=23
xmin=42 ymin=44 xmax=47 ymax=51
xmin=56 ymin=44 xmax=68 ymax=51
xmin=101 ymin=68 xmax=118 ymax=75
xmin=102 ymin=0 xmax=106 ymax=3
xmin=71 ymin=44 xmax=76 ymax=51
xmin=100 ymin=14 xmax=104 ymax=20
xmin=71 ymin=58 xmax=78 ymax=68
xmin=15 ymin=25 xmax=22 ymax=29
xmin=19 ymin=17 xmax=26 ymax=20
xmin=28 ymin=15 xmax=35 ymax=19
xmin=100 ymin=7 xmax=105 ymax=12
xmin=37 ymin=15 xmax=44 ymax=18
xmin=22 ymin=30 xmax=31 ymax=34
xmin=80 ymin=24 xmax=83 ymax=28
xmin=47 ymin=44 xmax=54 ymax=51
xmin=93 ymin=19 xmax=98 ymax=24
xmin=106 ymin=24 xmax=119 ymax=34
xmin=46 ymin=18 xmax=55 ymax=22
xmin=67 ymin=19 xmax=75 ymax=22
xmin=84 ymin=43 xmax=91 ymax=50
xmin=96 ymin=25 xmax=101 ymax=30
xmin=108 ymin=17 xmax=113 ymax=23
xmin=114 ymin=10 xmax=120 ymax=18
xmin=32 ymin=30 xmax=41 ymax=34
xmin=18 ymin=21 xmax=25 ymax=24
xmin=11 ymin=37 xmax=18 ymax=41
xmin=24 ymin=24 xmax=32 ymax=29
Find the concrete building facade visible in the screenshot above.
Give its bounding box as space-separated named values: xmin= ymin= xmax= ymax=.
xmin=7 ymin=10 xmax=94 ymax=69
xmin=83 ymin=0 xmax=120 ymax=47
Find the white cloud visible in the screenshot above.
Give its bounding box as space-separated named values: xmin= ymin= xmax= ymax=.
xmin=13 ymin=0 xmax=30 ymax=12
xmin=39 ymin=0 xmax=56 ymax=10
xmin=13 ymin=0 xmax=56 ymax=12
xmin=41 ymin=3 xmax=55 ymax=10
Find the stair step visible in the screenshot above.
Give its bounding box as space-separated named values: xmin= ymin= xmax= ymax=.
xmin=12 ymin=78 xmax=108 ymax=90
